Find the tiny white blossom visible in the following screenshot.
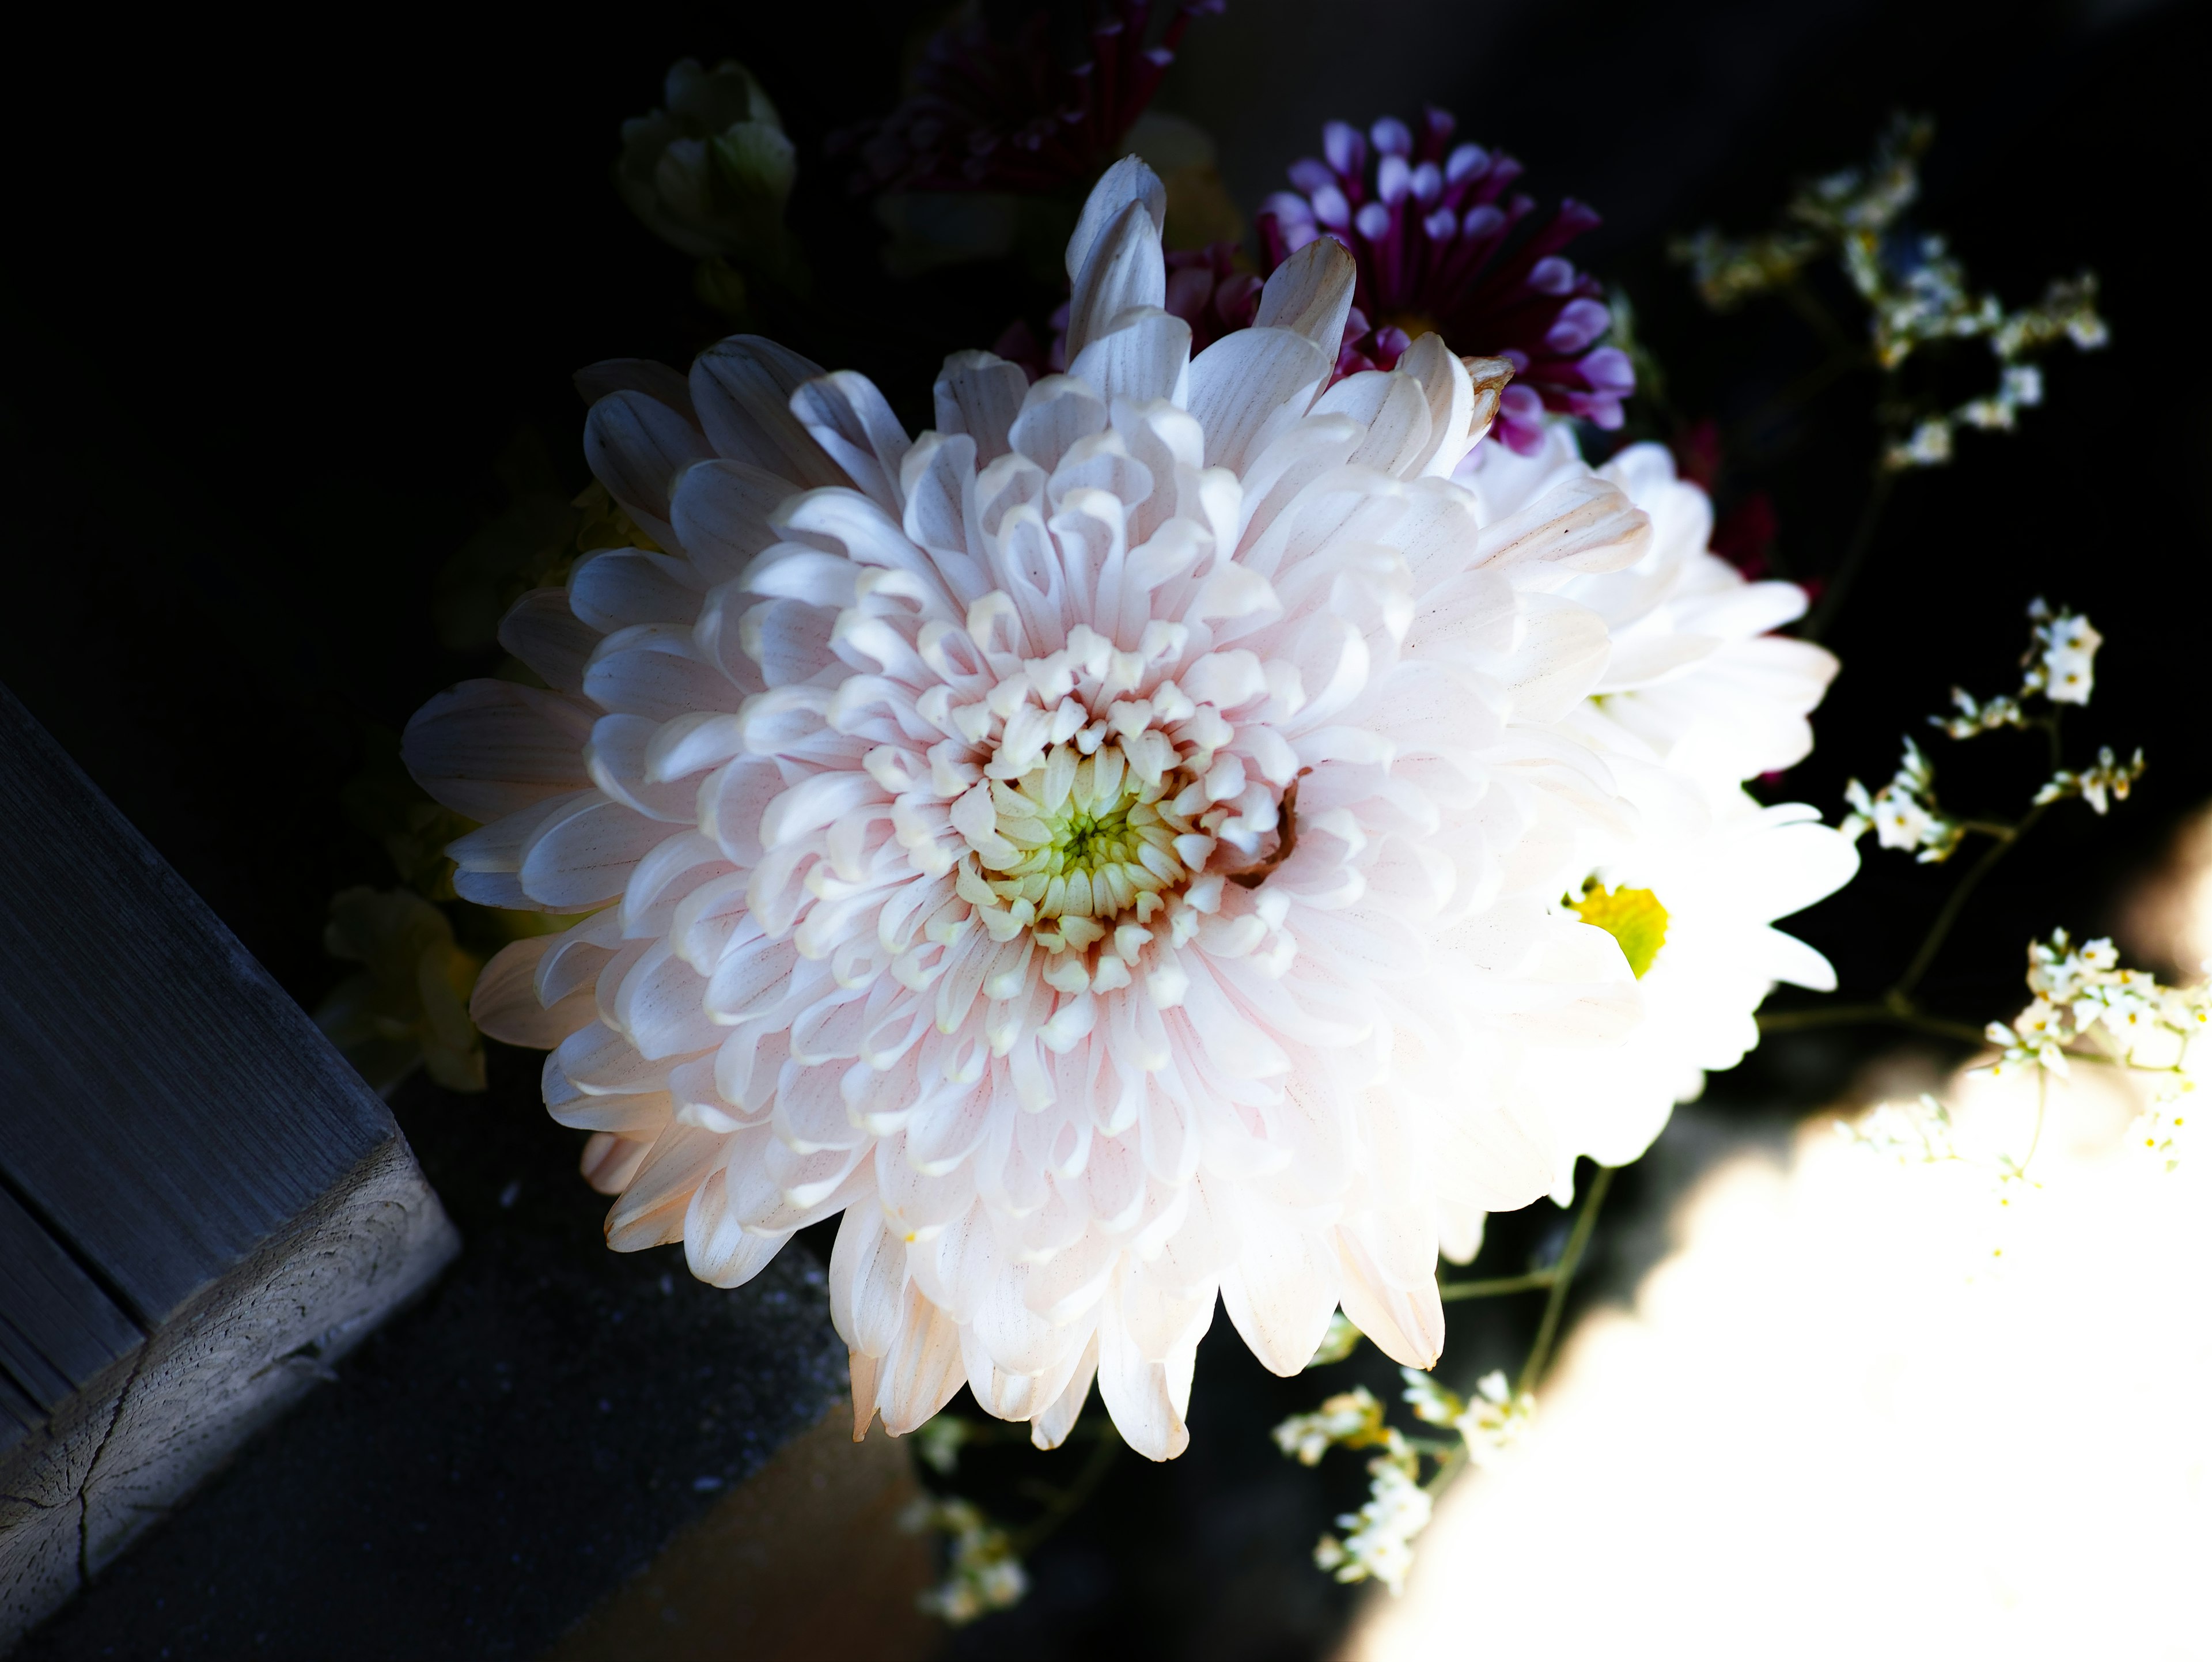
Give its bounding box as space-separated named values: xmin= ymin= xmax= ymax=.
xmin=1887 ymin=418 xmax=1955 ymax=470
xmin=1452 ymin=1370 xmax=1536 ymax=1468
xmin=2023 ymin=598 xmax=2103 ymax=705
xmin=903 ymin=1497 xmax=1029 ymax=1625
xmin=1315 ymin=1459 xmax=1434 ymax=1594
xmin=1842 ymin=737 xmax=1961 ymax=861
xmin=1274 ymin=1388 xmax=1393 ymax=1467
xmin=2034 ymin=746 xmax=2144 ymax=814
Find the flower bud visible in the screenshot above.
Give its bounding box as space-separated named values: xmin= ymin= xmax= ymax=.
xmin=618 ymin=59 xmax=801 ymax=283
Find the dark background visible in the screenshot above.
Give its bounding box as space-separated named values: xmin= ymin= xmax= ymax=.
xmin=3 ymin=0 xmax=2205 ymax=1656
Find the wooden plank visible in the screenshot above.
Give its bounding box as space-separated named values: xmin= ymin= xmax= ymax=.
xmin=0 ymin=1190 xmax=142 ymax=1418
xmin=0 ymin=687 xmax=460 ymax=1648
xmin=0 ymin=685 xmax=397 ymax=1327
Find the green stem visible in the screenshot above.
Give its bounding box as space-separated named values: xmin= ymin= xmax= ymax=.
xmin=1008 ymin=1429 xmax=1119 ymax=1558
xmin=1517 ymin=1164 xmax=1614 ymax=1396
xmin=1729 ymin=347 xmax=1872 ymax=448
xmin=1437 ymin=1269 xmax=1559 ymax=1303
xmin=1889 ymin=801 xmax=2048 ymax=1003
xmin=1756 ymin=1002 xmax=1987 ymax=1046
xmin=1420 ymin=1442 xmax=1467 ymax=1498
xmin=1802 ymin=465 xmax=1895 ymax=642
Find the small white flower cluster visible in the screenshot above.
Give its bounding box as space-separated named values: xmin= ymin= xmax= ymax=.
xmin=902 ymin=1495 xmax=1029 ymax=1626
xmin=1273 ymin=1385 xmax=1395 ymax=1467
xmin=1668 ymin=113 xmax=2105 ymax=472
xmin=2021 ymin=597 xmax=2103 ymax=706
xmin=1312 ymin=1460 xmax=1433 ymax=1596
xmin=2033 ymin=746 xmax=2145 ymax=816
xmin=1841 ymin=737 xmax=1963 ymax=863
xmin=1274 ymin=1385 xmax=1433 ymax=1591
xmin=1847 ymin=599 xmax=2128 ymax=861
xmin=1838 ymin=1093 xmax=1959 ymax=1164
xmin=912 ymin=1413 xmax=972 ymax=1475
xmin=1274 ymin=1368 xmax=1537 ymax=1593
xmin=1931 ymin=598 xmax=2101 ymax=740
xmin=1986 ymin=932 xmax=2207 ymax=1087
xmin=1878 ymin=270 xmax=2106 ymax=473
xmin=1403 ymin=1366 xmax=1533 ymax=1471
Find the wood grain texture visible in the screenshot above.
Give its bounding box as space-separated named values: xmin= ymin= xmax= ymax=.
xmin=0 ymin=687 xmax=460 ymax=1651
xmin=0 ymin=684 xmax=397 ymax=1328
xmin=0 ymin=1193 xmax=141 ymax=1424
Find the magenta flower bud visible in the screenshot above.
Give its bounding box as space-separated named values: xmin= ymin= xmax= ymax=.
xmin=1258 ymin=107 xmax=1630 ymax=446
xmin=1578 ymin=346 xmax=1635 ymax=393
xmin=1445 ymin=143 xmax=1490 ymax=184
xmin=1528 ymin=256 xmax=1577 ymax=295
xmin=1544 ymin=297 xmax=1613 ymax=353
xmin=1462 ymin=203 xmax=1506 ymax=238
xmin=1323 ymin=120 xmax=1366 ymax=177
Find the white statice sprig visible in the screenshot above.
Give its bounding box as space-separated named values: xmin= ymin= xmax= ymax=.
xmin=1669 ymin=113 xmax=2105 ymax=473
xmin=2033 ymin=746 xmax=2145 ymax=816
xmin=1275 ymin=1368 xmax=1537 ymax=1593
xmin=1849 ymin=599 xmax=2138 ymax=866
xmin=2021 ymin=597 xmax=2104 ymax=705
xmin=902 ymin=1496 xmax=1028 ymax=1626
xmin=1273 ymin=1386 xmax=1403 ymax=1468
xmin=1933 ymin=598 xmax=2101 ymax=739
xmin=1840 ymin=737 xmax=1963 ymax=862
xmin=1403 ymin=1367 xmax=1535 ymax=1470
xmin=1312 ymin=1459 xmax=1434 ymax=1596
xmin=1978 ymin=930 xmax=2207 ymax=1170
xmin=1838 ymin=1093 xmax=1960 ymax=1163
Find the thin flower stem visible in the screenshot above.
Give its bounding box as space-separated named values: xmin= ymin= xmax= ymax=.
xmin=1437 ymin=1269 xmax=1559 ymax=1302
xmin=1889 ymin=800 xmax=2051 ymax=1002
xmin=1728 ymin=346 xmax=1872 ymax=447
xmin=1420 ymin=1442 xmax=1467 ymax=1498
xmin=1802 ymin=465 xmax=1895 ymax=642
xmin=1008 ymin=1428 xmax=1119 ymax=1558
xmin=1756 ymin=1002 xmax=1987 ymax=1046
xmin=1516 ymin=1163 xmax=1614 ymax=1396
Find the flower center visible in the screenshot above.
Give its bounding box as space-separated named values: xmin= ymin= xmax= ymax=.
xmin=1571 ymin=881 xmax=1669 ymax=979
xmin=973 ymin=743 xmax=1200 ymax=949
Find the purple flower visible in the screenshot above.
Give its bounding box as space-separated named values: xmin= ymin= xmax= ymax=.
xmin=834 ymin=1 xmax=1224 ymax=196
xmin=1257 ymin=109 xmax=1631 ymax=454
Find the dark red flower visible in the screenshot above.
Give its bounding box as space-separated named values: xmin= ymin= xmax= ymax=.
xmin=833 ymin=1 xmax=1224 ymax=196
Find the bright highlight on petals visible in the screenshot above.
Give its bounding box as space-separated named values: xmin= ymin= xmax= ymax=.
xmin=402 ymin=157 xmax=1845 ymax=1464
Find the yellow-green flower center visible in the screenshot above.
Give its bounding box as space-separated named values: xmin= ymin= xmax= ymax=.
xmin=1571 ymin=881 xmax=1670 ymax=979
xmin=976 ymin=743 xmax=1199 ymax=949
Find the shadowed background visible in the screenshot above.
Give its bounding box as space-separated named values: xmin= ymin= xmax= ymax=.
xmin=2 ymin=0 xmax=2204 ymax=1655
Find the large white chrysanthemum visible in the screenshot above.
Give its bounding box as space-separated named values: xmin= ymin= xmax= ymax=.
xmin=1427 ymin=432 xmax=1855 ymax=1248
xmin=404 ymin=159 xmax=1676 ymax=1460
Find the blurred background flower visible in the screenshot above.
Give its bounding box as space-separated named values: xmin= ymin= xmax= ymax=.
xmin=618 ymin=56 xmax=806 ymax=316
